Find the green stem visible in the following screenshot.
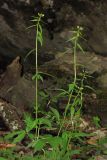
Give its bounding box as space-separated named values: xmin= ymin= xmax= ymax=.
xmin=35 ymin=16 xmax=41 ymax=120
xmin=74 ymin=38 xmax=77 ymax=83
xmin=36 ymin=26 xmax=38 ymax=120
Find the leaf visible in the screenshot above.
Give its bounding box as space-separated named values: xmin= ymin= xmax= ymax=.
xmin=68 ymin=83 xmax=75 ymax=92
xmin=71 ymin=149 xmax=81 ymax=156
xmin=93 ymin=116 xmax=101 ymax=128
xmin=28 ymin=133 xmax=35 ymax=140
xmin=31 ymin=19 xmax=38 ymax=22
xmin=70 ymin=106 xmax=75 ymax=118
xmin=57 ymin=91 xmax=68 ymax=98
xmin=5 ymin=130 xmax=26 ymax=144
xmin=33 ymin=139 xmax=46 ymax=151
xmin=39 ymin=71 xmax=55 ymax=79
xmin=0 ymin=143 xmax=16 ymax=150
xmin=24 ymin=49 xmax=35 ymax=60
xmin=37 ymin=31 xmax=43 ymax=46
xmin=71 ymin=132 xmax=91 ymax=139
xmin=5 ymin=130 xmax=23 ymax=140
xmin=61 ymin=132 xmax=69 ymax=149
xmin=77 ymin=44 xmax=85 ymax=53
xmin=98 ymin=136 xmax=107 ymax=145
xmin=47 ymin=137 xmax=62 ymax=148
xmin=87 ymin=137 xmax=98 ymax=145
xmin=26 ymin=25 xmax=36 ymax=30
xmin=13 ymin=130 xmax=26 ymax=143
xmin=39 ymin=91 xmax=48 ymax=98
xmin=39 ymin=118 xmax=52 ymax=128
xmin=72 ymin=97 xmax=82 ymax=108
xmin=37 ymin=35 xmax=43 ymax=46
xmin=50 ymin=107 xmax=60 ymax=122
xmin=24 ymin=115 xmax=38 ymax=132
xmin=67 ymin=36 xmax=76 ymax=42
xmin=38 ymin=24 xmax=43 ymax=34
xmin=85 ymin=85 xmax=95 ymax=92
xmin=55 ymin=88 xmax=69 ymax=98
xmin=32 ymin=73 xmax=43 ymax=82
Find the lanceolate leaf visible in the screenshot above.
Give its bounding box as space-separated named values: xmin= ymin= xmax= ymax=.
xmin=13 ymin=130 xmax=26 ymax=143
xmin=77 ymin=44 xmax=85 ymax=53
xmin=50 ymin=107 xmax=60 ymax=122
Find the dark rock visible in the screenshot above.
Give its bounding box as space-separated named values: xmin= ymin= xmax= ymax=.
xmin=0 ymin=0 xmax=107 ymax=60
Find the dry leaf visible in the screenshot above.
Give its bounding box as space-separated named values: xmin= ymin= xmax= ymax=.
xmin=0 ymin=143 xmax=16 ymax=150
xmin=87 ymin=137 xmax=98 ymax=145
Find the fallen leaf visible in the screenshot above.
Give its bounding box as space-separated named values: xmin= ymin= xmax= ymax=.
xmin=0 ymin=143 xmax=16 ymax=150
xmin=87 ymin=137 xmax=98 ymax=145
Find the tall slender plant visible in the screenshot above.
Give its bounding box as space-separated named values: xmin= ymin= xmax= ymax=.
xmin=58 ymin=26 xmax=86 ymax=134
xmin=31 ymin=13 xmax=44 ymax=120
xmin=66 ymin=26 xmax=84 ymax=115
xmin=71 ymin=26 xmax=84 ymax=83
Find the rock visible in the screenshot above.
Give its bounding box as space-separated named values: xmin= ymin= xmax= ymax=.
xmin=41 ymin=51 xmax=107 ymax=76
xmin=0 ymin=56 xmax=22 ymax=89
xmin=97 ymin=73 xmax=107 ymax=89
xmin=0 ymin=98 xmax=24 ymax=131
xmin=0 ymin=0 xmax=107 ymax=59
xmin=40 ymin=0 xmax=54 ymax=8
xmin=0 ymin=57 xmax=35 ymax=113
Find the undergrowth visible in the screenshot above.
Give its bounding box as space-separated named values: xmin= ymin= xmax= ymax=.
xmin=0 ymin=13 xmax=105 ymax=160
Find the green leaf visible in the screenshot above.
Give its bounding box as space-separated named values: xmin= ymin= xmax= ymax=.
xmin=37 ymin=35 xmax=43 ymax=46
xmin=24 ymin=49 xmax=35 ymax=61
xmin=38 ymin=24 xmax=43 ymax=34
xmin=28 ymin=133 xmax=35 ymax=140
xmin=32 ymin=73 xmax=43 ymax=82
xmin=26 ymin=25 xmax=36 ymax=30
xmin=67 ymin=36 xmax=76 ymax=42
xmin=57 ymin=91 xmax=68 ymax=98
xmin=47 ymin=136 xmax=62 ymax=148
xmin=5 ymin=130 xmax=23 ymax=140
xmin=39 ymin=118 xmax=52 ymax=128
xmin=50 ymin=107 xmax=60 ymax=122
xmin=37 ymin=31 xmax=43 ymax=46
xmin=68 ymin=83 xmax=75 ymax=92
xmin=93 ymin=116 xmax=101 ymax=128
xmin=24 ymin=115 xmax=38 ymax=132
xmin=71 ymin=132 xmax=91 ymax=139
xmin=77 ymin=44 xmax=85 ymax=53
xmin=31 ymin=18 xmax=38 ymax=22
xmin=99 ymin=137 xmax=107 ymax=145
xmin=13 ymin=130 xmax=26 ymax=143
xmin=70 ymin=106 xmax=75 ymax=118
xmin=70 ymin=149 xmax=81 ymax=156
xmin=72 ymin=97 xmax=82 ymax=108
xmin=33 ymin=139 xmax=46 ymax=151
xmin=39 ymin=91 xmax=48 ymax=98
xmin=85 ymin=85 xmax=95 ymax=92
xmin=39 ymin=71 xmax=55 ymax=79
